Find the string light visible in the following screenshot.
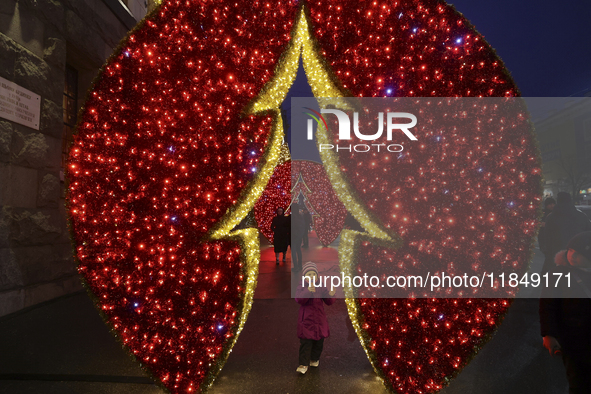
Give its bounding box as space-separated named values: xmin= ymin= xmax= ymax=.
xmin=66 ymin=1 xmax=542 ymax=394
xmin=291 ymin=160 xmax=347 ymax=246
xmin=255 ymin=159 xmax=347 ymax=246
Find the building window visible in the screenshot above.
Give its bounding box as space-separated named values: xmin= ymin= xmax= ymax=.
xmin=62 ymin=65 xmax=78 ymax=181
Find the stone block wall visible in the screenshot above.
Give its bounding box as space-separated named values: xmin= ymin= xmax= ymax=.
xmin=0 ymin=0 xmax=145 ymax=317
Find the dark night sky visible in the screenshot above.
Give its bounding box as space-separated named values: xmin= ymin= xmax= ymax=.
xmin=283 ymin=1 xmax=591 ymax=159
xmin=286 ymin=1 xmax=591 ymax=97
xmin=448 ymin=0 xmax=591 ymax=97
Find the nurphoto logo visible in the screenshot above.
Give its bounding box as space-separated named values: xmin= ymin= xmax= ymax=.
xmin=304 ymin=107 xmax=418 ymax=153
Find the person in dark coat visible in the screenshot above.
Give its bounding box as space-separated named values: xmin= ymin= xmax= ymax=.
xmin=291 ymin=206 xmax=305 ymax=271
xmin=540 ymin=231 xmax=591 ymax=394
xmin=271 ymin=207 xmax=289 ymax=265
xmin=543 ymin=197 xmax=557 ymax=218
xmin=302 ymin=208 xmax=311 ymax=248
xmin=541 ymin=192 xmax=591 ymax=273
xmin=295 ymin=262 xmax=335 ymax=374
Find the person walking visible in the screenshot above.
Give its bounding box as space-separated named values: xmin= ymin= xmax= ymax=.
xmin=291 ymin=206 xmax=305 ymax=271
xmin=302 ymin=208 xmax=311 ymax=248
xmin=271 ymin=207 xmax=289 ymax=265
xmin=295 ymin=262 xmax=336 ymax=375
xmin=541 ymin=192 xmax=591 ymax=273
xmin=540 ymin=231 xmax=591 ymax=394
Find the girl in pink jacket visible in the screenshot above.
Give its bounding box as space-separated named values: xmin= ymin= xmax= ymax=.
xmin=295 ymin=262 xmax=336 ymax=374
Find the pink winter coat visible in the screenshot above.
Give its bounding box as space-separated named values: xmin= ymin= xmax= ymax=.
xmin=295 ymin=285 xmax=335 ymax=340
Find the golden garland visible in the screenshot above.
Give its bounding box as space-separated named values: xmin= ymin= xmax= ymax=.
xmin=147 ymin=4 xmax=400 ymax=391
xmin=296 ymin=8 xmax=402 ymax=390
xmin=277 ymin=142 xmax=292 ymax=165
xmin=220 ymin=6 xmax=399 ymax=390
xmin=226 ymin=5 xmax=402 ymax=390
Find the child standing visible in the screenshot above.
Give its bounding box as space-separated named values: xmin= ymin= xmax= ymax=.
xmin=295 ymin=262 xmax=336 ymax=374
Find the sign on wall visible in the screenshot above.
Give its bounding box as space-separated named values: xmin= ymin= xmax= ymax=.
xmin=0 ymin=76 xmax=41 ymax=130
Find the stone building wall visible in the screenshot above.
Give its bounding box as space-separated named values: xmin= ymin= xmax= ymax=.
xmin=0 ymin=0 xmax=146 ymax=317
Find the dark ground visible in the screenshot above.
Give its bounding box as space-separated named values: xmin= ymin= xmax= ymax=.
xmin=0 ymin=233 xmax=569 ymax=394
